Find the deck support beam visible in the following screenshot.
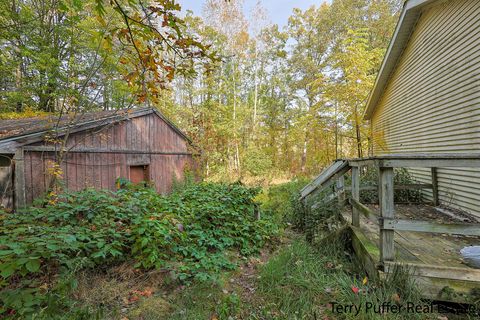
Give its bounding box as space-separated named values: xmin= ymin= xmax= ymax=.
xmin=431 ymin=167 xmax=439 ymax=206
xmin=336 ymin=176 xmax=345 ymax=206
xmin=379 ymin=167 xmax=395 ymax=263
xmin=351 ymin=167 xmax=360 ymax=227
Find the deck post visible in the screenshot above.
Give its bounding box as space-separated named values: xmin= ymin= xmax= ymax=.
xmin=431 ymin=167 xmax=439 ymax=206
xmin=336 ymin=175 xmax=345 ymax=206
xmin=351 ymin=167 xmax=360 ymax=227
xmin=379 ymin=167 xmax=395 ymax=263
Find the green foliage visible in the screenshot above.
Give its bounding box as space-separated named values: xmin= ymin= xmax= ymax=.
xmin=357 ymin=168 xmax=423 ymax=204
xmin=257 ymin=178 xmax=309 ymax=228
xmin=304 ymin=190 xmax=343 ymax=242
xmin=243 ymin=148 xmax=273 ymax=177
xmin=0 ymin=182 xmax=277 ymax=317
xmin=265 ymin=178 xmax=343 ymax=239
xmin=169 ymin=182 xmax=279 ymax=280
xmin=0 ymin=0 xmax=213 ymax=113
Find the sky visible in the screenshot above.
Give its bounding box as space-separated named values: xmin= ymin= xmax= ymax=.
xmin=178 ymin=0 xmax=331 ymax=27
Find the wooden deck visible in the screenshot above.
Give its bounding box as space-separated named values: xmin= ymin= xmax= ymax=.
xmin=341 ymin=204 xmax=480 ymax=302
xmin=300 ymin=155 xmax=480 ymax=303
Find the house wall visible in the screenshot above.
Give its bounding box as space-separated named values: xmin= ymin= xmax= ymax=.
xmin=371 ymin=0 xmax=480 ymax=216
xmin=21 ymin=113 xmax=193 ymax=204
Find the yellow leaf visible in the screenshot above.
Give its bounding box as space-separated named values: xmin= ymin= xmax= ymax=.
xmin=362 ymin=277 xmax=368 ymax=285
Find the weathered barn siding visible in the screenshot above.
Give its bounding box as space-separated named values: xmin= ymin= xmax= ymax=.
xmin=22 ymin=113 xmax=193 ymax=203
xmin=371 ymin=0 xmax=480 ymax=216
xmin=0 ymin=155 xmax=13 ymax=209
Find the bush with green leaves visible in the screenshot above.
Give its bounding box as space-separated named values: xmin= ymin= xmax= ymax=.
xmin=257 ymin=178 xmax=309 ymax=228
xmin=0 ymin=182 xmax=277 ymax=318
xmin=243 ymin=148 xmax=273 ymax=177
xmin=304 ymin=190 xmax=342 ymax=242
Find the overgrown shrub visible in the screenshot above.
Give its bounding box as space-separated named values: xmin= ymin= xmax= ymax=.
xmin=257 ymin=177 xmax=309 ymax=228
xmin=304 ymin=189 xmax=342 ymax=242
xmin=243 ymin=148 xmax=273 ymax=177
xmin=0 ymin=182 xmax=278 ymax=317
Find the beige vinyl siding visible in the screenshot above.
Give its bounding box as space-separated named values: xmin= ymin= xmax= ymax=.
xmin=371 ymin=0 xmax=480 ymax=217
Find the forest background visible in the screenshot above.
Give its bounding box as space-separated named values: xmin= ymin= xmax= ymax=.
xmin=0 ymin=0 xmax=404 ymax=182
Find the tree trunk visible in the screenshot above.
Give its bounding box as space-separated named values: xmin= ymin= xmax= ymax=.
xmin=301 ymin=128 xmax=308 ymax=173
xmin=232 ymin=62 xmax=241 ymax=175
xmin=253 ymin=45 xmax=258 ymax=134
xmin=354 ymin=106 xmax=363 ymax=158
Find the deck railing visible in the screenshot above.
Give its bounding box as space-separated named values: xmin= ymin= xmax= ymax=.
xmin=300 ymin=153 xmax=480 ymax=267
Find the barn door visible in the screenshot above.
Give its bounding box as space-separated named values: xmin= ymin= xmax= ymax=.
xmin=129 ymin=165 xmax=150 ymax=184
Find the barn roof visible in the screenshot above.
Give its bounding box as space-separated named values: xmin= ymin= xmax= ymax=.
xmin=0 ymin=107 xmax=191 ymax=152
xmin=364 ymin=0 xmax=441 ymax=120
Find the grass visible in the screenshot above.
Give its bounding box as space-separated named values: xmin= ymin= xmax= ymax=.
xmin=115 ymin=229 xmax=434 ymax=320
xmin=256 ymin=230 xmax=436 ymax=320
xmin=167 ymin=282 xmax=239 ymax=320
xmin=257 ymin=238 xmax=334 ymax=318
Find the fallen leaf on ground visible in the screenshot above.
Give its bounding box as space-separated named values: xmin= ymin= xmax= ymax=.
xmin=391 ymin=293 xmax=401 ymax=303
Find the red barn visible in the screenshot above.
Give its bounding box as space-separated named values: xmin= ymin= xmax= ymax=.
xmin=0 ymin=108 xmax=196 ymax=210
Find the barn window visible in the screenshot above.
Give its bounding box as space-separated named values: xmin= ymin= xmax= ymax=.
xmin=129 ymin=165 xmax=150 ymax=185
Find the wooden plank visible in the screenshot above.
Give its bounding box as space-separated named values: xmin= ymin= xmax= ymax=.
xmin=65 ymin=151 xmax=76 ymax=191
xmin=30 ymin=152 xmax=46 ymax=200
xmin=375 ymin=153 xmax=480 ymax=160
xmin=397 ymin=183 xmax=433 ymax=190
xmin=343 ymin=208 xmax=427 ymax=264
xmin=379 ymin=167 xmax=395 ymax=263
xmin=348 ymin=159 xmax=377 ymax=167
xmin=306 ymin=165 xmax=351 ymax=201
xmin=381 ymin=158 xmax=480 ymax=168
xmin=346 ymin=154 xmax=480 ymax=168
xmin=336 ymin=176 xmax=345 ymax=205
xmin=383 ymin=261 xmax=480 ymax=281
xmin=410 ymin=274 xmax=480 ymax=303
xmin=346 ymin=183 xmax=433 ymax=191
xmin=22 ymin=146 xmax=193 ymax=155
xmin=349 ymin=198 xmax=379 ymax=223
xmin=383 ymin=218 xmax=480 ymax=236
xmin=13 ymin=148 xmax=26 ymax=210
xmin=383 ymin=263 xmax=480 ymax=303
xmin=85 ymin=134 xmax=94 ymax=188
xmin=300 ymin=160 xmax=349 ymax=199
xmin=351 ymin=166 xmax=360 ymax=227
xmin=392 ymin=228 xmax=468 ymax=267
xmin=24 ymin=151 xmax=33 ymax=205
xmin=349 ymin=226 xmax=380 ymax=281
xmin=431 ymin=167 xmax=439 ymax=206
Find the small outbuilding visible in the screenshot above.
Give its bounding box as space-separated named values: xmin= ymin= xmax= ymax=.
xmin=0 ymin=107 xmax=196 ymax=210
